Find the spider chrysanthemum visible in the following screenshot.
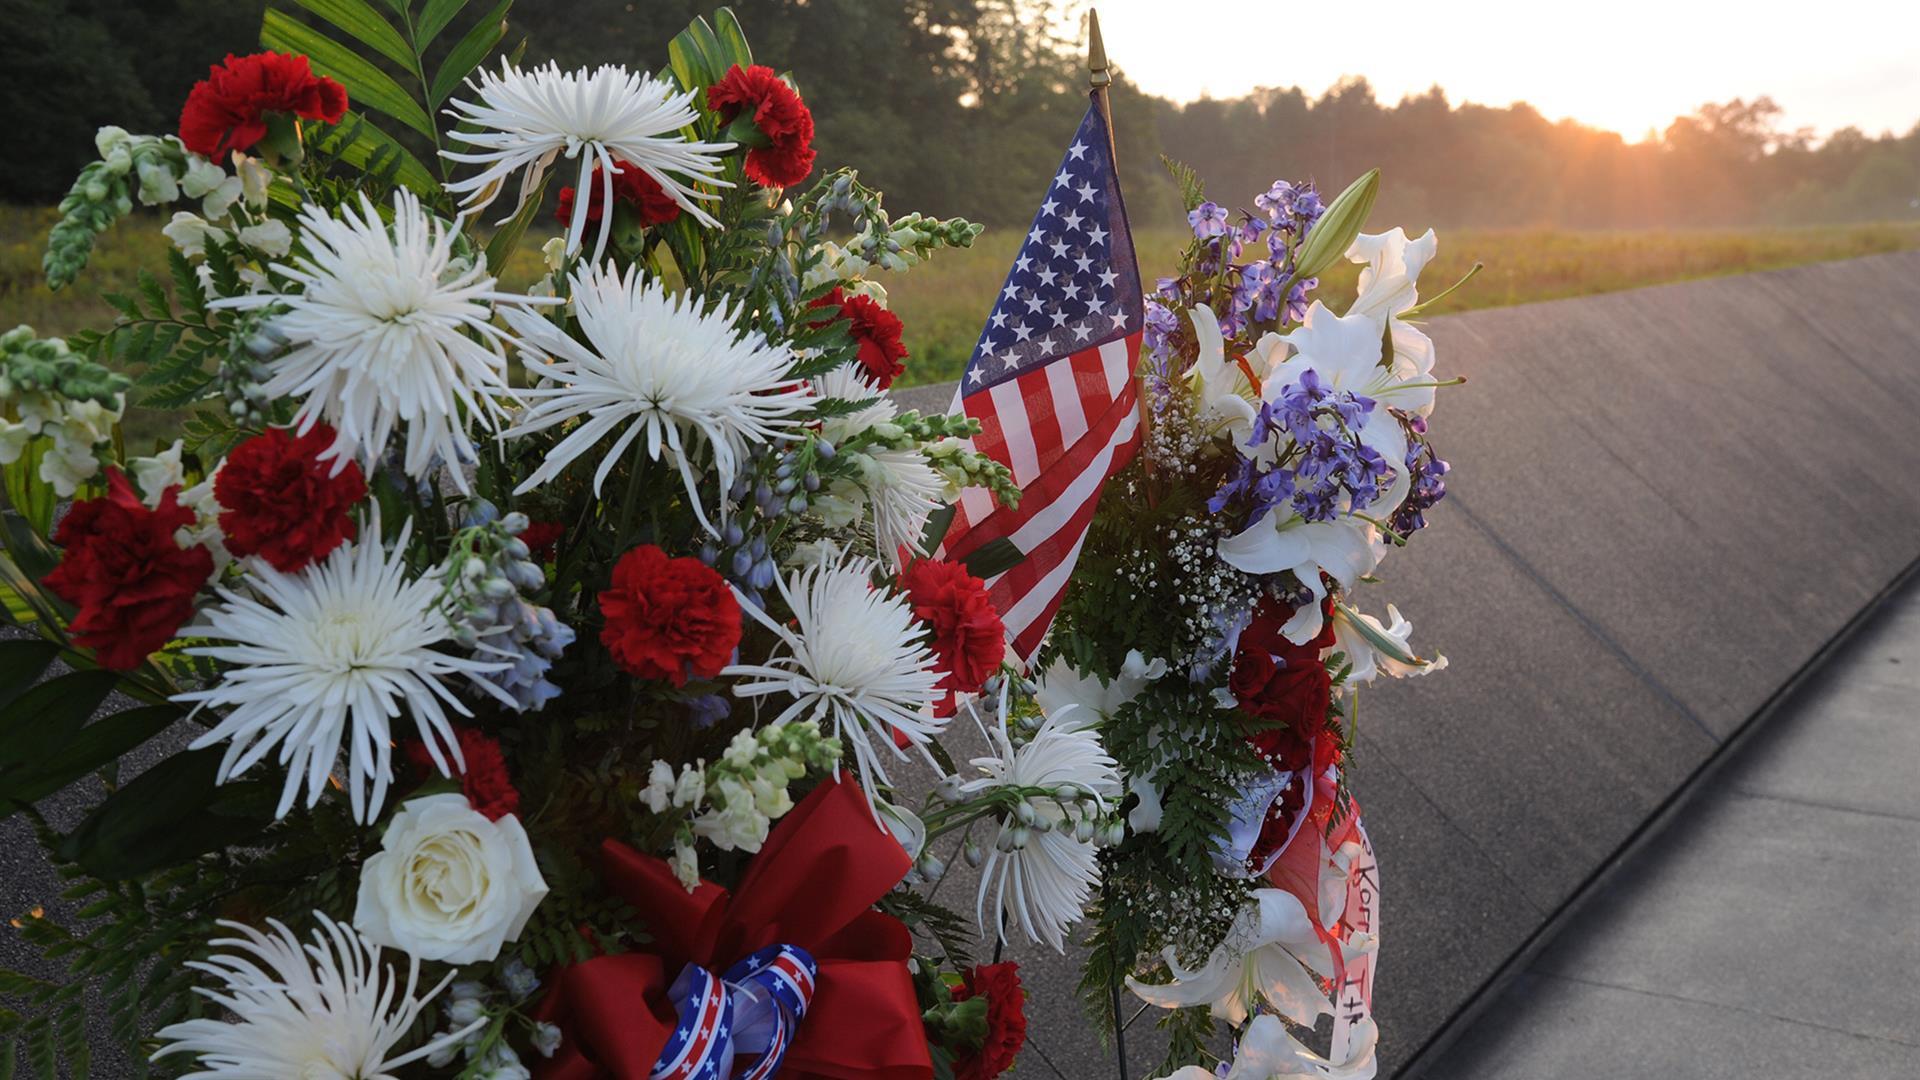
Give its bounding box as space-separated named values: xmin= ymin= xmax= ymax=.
xmin=174 ymin=517 xmax=511 ymax=823
xmin=443 ymin=61 xmax=734 ymax=259
xmin=501 ymin=263 xmax=815 ymax=534
xmin=152 ymin=913 xmax=479 ymax=1079
xmin=817 ymin=364 xmax=943 ymax=565
xmin=214 ymin=190 xmax=550 ymax=491
xmin=958 ymin=710 xmax=1121 ymax=951
xmin=725 ymin=557 xmax=946 ymax=816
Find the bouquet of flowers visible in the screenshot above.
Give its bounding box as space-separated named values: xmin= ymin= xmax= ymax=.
xmin=0 ymin=5 xmax=1062 ymax=1078
xmin=1026 ymin=164 xmax=1465 ymax=1078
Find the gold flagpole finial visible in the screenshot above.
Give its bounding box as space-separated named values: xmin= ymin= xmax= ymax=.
xmin=1088 ymin=9 xmax=1111 ymax=89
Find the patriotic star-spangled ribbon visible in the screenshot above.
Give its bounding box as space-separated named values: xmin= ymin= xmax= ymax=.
xmin=650 ymin=943 xmax=818 ymax=1080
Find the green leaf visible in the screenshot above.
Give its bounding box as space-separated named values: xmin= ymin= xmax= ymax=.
xmin=0 ymin=669 xmax=122 ymax=773
xmin=429 ymin=0 xmax=511 ymax=106
xmin=0 ymin=512 xmax=59 ymax=584
xmin=919 ymin=504 xmax=956 ymax=553
xmin=0 ymin=642 xmax=60 ymax=714
xmin=261 ymin=9 xmax=435 ymax=140
xmin=482 ymin=169 xmax=545 ymax=273
xmin=0 ymin=581 xmax=36 ymax=626
xmin=416 ymin=0 xmax=474 ymax=50
xmin=2 ymin=442 xmax=56 ymax=538
xmin=308 ymin=113 xmax=437 ymax=194
xmin=958 ymin=537 xmax=1023 ymax=580
xmin=711 ymin=7 xmax=753 ymax=69
xmin=665 ymin=13 xmax=729 ymax=94
xmin=293 ymin=0 xmax=413 ymax=69
xmin=58 ymin=747 xmax=276 ymax=879
xmin=0 ymin=705 xmax=179 ymax=812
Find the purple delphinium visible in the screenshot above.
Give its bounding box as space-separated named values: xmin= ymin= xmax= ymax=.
xmin=1214 ymin=369 xmax=1399 ymax=528
xmin=1390 ymin=437 xmax=1450 ymax=537
xmin=1188 ymin=201 xmax=1230 ymax=239
xmin=1143 ymin=298 xmax=1180 ymax=355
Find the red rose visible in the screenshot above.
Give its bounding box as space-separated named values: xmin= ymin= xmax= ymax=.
xmin=179 ymin=51 xmax=348 ymax=160
xmin=215 ymin=424 xmax=364 ymax=573
xmin=899 ymin=555 xmax=1004 ymax=714
xmin=1232 ymin=597 xmax=1335 ymax=771
xmin=707 ymin=64 xmax=816 ymax=188
xmin=598 ymin=545 xmax=741 ymax=685
xmin=520 ymin=520 xmax=566 ymax=563
xmin=952 ymin=962 xmax=1027 ymax=1080
xmin=43 ymin=470 xmax=213 ymax=671
xmin=403 ymin=726 xmax=520 ymax=821
xmin=1246 ymin=770 xmax=1309 ymax=872
xmin=808 ymin=287 xmax=909 ymax=388
xmin=554 ymin=161 xmax=682 ymax=228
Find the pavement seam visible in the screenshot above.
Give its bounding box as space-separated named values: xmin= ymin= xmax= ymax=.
xmin=1722 ymin=786 xmax=1920 ymax=826
xmin=1528 ymin=970 xmax=1920 ymax=1050
xmin=1447 ymin=491 xmax=1716 ymax=741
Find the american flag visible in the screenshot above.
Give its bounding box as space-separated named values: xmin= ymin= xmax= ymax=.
xmin=942 ymin=96 xmax=1144 ymax=661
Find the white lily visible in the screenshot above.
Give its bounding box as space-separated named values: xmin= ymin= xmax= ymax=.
xmin=1184 ymin=303 xmax=1258 ymax=445
xmin=1330 ymin=601 xmax=1447 ymax=684
xmin=1152 ymin=1014 xmax=1378 ymax=1080
xmin=1034 ymin=649 xmax=1167 ymax=725
xmin=1217 ymin=515 xmax=1380 ymax=645
xmin=1346 ymin=227 xmax=1440 ymax=418
xmin=1035 ymin=650 xmax=1169 ymax=830
xmin=1129 ymin=887 xmax=1349 ymax=1026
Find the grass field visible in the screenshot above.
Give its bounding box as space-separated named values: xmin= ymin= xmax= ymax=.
xmin=7 ymin=205 xmax=1918 ymax=390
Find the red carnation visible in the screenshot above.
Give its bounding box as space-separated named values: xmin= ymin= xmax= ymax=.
xmin=598 ymin=545 xmax=742 ymax=685
xmin=952 ymin=962 xmax=1027 ymax=1080
xmin=44 ymin=470 xmax=213 ymax=671
xmin=215 ymin=424 xmax=364 ymax=573
xmin=179 ymin=51 xmax=347 ymax=160
xmin=555 ymin=161 xmax=682 ymax=228
xmin=899 ymin=555 xmax=1004 ymax=715
xmin=520 ymin=520 xmax=566 ymax=563
xmin=404 ymin=727 xmax=520 ymax=821
xmin=809 ymin=287 xmax=909 ymax=388
xmin=707 ymin=64 xmax=816 ymax=188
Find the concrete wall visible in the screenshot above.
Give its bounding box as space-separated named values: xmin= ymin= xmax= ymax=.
xmin=905 ymin=249 xmax=1920 ymax=1074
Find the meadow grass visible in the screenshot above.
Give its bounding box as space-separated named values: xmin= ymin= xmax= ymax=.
xmin=6 ymin=205 xmax=1918 ymax=391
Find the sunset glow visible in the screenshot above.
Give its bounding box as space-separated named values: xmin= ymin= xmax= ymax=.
xmin=1087 ymin=0 xmax=1920 ymax=141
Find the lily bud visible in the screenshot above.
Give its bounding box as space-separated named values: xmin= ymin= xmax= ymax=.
xmin=1291 ymin=168 xmax=1380 ymax=281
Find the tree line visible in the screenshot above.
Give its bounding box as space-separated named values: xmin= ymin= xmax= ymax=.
xmin=5 ymin=0 xmax=1916 ymax=230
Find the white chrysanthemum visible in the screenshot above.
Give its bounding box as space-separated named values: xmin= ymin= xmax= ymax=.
xmin=152 ymin=913 xmax=479 ymax=1079
xmin=501 ymin=263 xmax=815 ymax=533
xmin=175 ymin=518 xmax=510 ymax=824
xmin=959 ymin=711 xmax=1122 ymax=951
xmin=814 ymin=365 xmax=942 ymax=565
xmin=443 ymin=61 xmax=733 ymax=259
xmin=213 ymin=190 xmax=550 ymax=490
xmin=724 ymin=557 xmax=945 ymax=816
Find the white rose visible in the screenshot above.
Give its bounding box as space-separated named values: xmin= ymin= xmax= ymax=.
xmin=353 ymin=793 xmax=549 ymax=964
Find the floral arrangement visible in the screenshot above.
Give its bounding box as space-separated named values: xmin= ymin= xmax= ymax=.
xmin=0 ymin=5 xmax=1052 ymax=1078
xmin=0 ymin=3 xmax=1464 ymax=1078
xmin=1030 ymin=164 xmax=1465 ymax=1078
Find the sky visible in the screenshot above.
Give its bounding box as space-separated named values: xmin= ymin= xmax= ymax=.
xmin=1084 ymin=0 xmax=1920 ymax=142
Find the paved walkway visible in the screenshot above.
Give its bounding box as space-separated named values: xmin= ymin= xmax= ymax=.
xmin=1421 ymin=574 xmax=1920 ymax=1077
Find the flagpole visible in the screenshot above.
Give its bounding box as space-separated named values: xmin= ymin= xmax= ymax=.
xmin=1090 ymin=9 xmax=1157 ymax=505
xmin=1089 ymin=21 xmax=1137 ymax=1076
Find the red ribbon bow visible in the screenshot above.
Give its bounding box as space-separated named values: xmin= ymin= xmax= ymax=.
xmin=534 ymin=775 xmax=933 ymax=1080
